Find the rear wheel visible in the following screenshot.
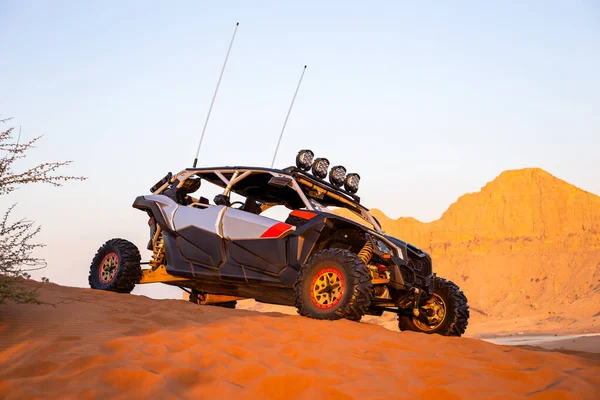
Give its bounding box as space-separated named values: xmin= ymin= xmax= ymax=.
xmin=89 ymin=238 xmax=142 ymax=293
xmin=294 ymin=248 xmax=372 ymax=321
xmin=398 ymin=276 xmax=469 ymax=336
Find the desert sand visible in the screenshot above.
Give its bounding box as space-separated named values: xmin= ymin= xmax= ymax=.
xmin=1 ymin=282 xmax=600 ymax=400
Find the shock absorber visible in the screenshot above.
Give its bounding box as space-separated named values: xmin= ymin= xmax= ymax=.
xmin=149 ymin=226 xmax=166 ymax=269
xmin=358 ymin=239 xmax=373 ymax=265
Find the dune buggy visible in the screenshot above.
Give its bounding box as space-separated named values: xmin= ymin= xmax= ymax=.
xmin=88 ymin=150 xmax=469 ymax=336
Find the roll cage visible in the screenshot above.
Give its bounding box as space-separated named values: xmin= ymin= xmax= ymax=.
xmin=151 ymin=166 xmax=384 ymax=234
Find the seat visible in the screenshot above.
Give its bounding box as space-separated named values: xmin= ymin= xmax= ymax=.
xmin=241 ymin=197 xmax=261 ymax=214
xmin=190 ymin=196 xmax=211 ymax=209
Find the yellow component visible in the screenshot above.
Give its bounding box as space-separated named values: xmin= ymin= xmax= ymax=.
xmin=149 ymin=226 xmax=166 ymax=269
xmin=357 ymin=240 xmax=373 ymax=265
xmin=139 ymin=264 xmax=189 ymax=284
xmin=201 ymin=294 xmax=245 ymax=304
xmin=371 ymin=278 xmax=390 ymax=285
xmin=311 ymin=268 xmax=344 ymax=309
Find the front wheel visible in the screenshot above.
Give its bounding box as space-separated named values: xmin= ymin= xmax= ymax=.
xmin=294 ymin=248 xmax=373 ymax=321
xmin=89 ymin=238 xmax=142 ymax=293
xmin=398 ymin=277 xmax=469 ymax=336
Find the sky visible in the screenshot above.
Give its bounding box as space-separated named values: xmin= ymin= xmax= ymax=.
xmin=1 ymin=1 xmax=599 ymax=298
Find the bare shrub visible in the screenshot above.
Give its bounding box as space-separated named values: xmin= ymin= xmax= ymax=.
xmin=0 ymin=116 xmax=85 ymax=304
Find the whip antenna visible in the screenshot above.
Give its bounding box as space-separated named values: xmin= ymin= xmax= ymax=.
xmin=193 ymin=22 xmax=240 ymax=168
xmin=270 ymin=65 xmax=307 ymax=168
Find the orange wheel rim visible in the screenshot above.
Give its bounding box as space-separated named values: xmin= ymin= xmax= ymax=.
xmin=99 ymin=252 xmax=119 ymax=284
xmin=310 ymin=267 xmax=345 ymax=310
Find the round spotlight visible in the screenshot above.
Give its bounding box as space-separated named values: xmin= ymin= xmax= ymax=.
xmin=344 ymin=173 xmax=360 ymax=194
xmin=295 ymin=149 xmax=314 ymax=170
xmin=329 ymin=165 xmax=346 ymax=187
xmin=311 ymin=157 xmax=330 ymax=179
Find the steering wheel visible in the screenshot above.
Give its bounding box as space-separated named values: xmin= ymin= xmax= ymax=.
xmin=230 ymin=201 xmax=245 ymax=209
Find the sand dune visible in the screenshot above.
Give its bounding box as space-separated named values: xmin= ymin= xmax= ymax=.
xmin=1 ymin=282 xmax=599 ymax=399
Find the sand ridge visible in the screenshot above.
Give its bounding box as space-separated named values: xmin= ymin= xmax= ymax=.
xmin=1 ymin=282 xmax=599 ymax=399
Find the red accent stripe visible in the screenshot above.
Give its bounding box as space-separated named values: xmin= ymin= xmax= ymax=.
xmin=260 ymin=222 xmax=293 ymax=238
xmin=290 ymin=210 xmax=318 ymax=220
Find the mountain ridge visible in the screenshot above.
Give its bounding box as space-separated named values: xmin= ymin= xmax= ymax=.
xmin=368 ymin=167 xmax=600 ymax=247
xmin=370 ymin=167 xmax=600 ymax=225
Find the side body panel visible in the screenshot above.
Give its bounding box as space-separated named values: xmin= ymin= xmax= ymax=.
xmin=173 ymin=205 xmax=225 ymax=235
xmin=221 ymin=208 xmax=295 ymax=284
xmin=137 ymin=195 xmax=298 ymax=294
xmin=222 ymin=208 xmax=294 ymax=240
